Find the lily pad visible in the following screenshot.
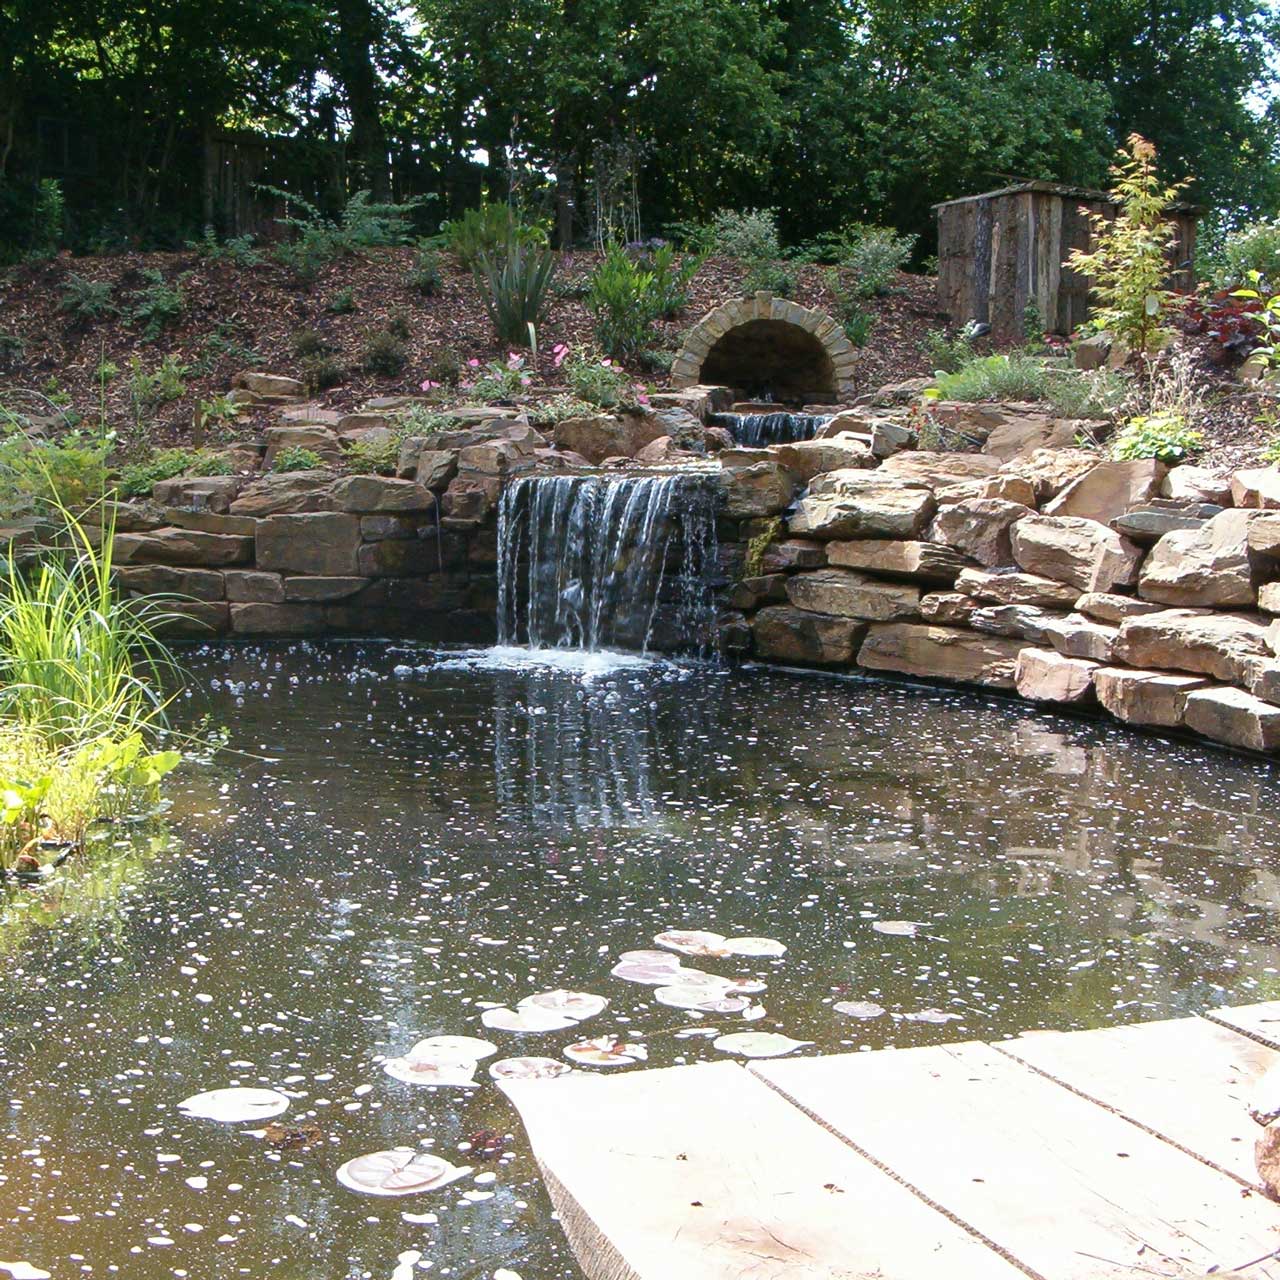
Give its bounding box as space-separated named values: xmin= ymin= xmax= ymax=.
xmin=407 ymin=1035 xmax=497 ymax=1062
xmin=617 ymin=949 xmax=681 ymax=967
xmin=489 ymin=1056 xmax=573 ymax=1081
xmin=563 ymin=1037 xmax=648 ymax=1067
xmin=712 ymin=1032 xmax=811 ymax=1059
xmin=481 ymin=1006 xmax=577 ymax=1034
xmin=654 ymin=929 xmax=729 ymax=957
xmin=871 ymin=920 xmax=922 ymax=937
xmin=178 ymin=1087 xmax=289 ymax=1124
xmin=654 ymin=985 xmax=751 ymax=1013
xmin=610 ymin=961 xmax=685 ymax=986
xmin=518 ymin=990 xmax=608 ymax=1022
xmin=834 ymin=1000 xmax=886 ymax=1019
xmin=336 ymin=1149 xmax=471 ymax=1197
xmin=383 ymin=1057 xmax=478 ymax=1088
xmin=724 ymin=936 xmax=787 ymax=957
xmin=903 ymin=1008 xmax=963 ymax=1023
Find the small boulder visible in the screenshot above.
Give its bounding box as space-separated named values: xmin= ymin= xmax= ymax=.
xmin=931 ymin=498 xmax=1033 ymax=567
xmin=233 ymin=371 xmax=305 ymax=399
xmin=262 ymin=425 xmax=343 ymax=468
xmin=751 ymin=606 xmax=864 ymax=666
xmin=1113 ymin=609 xmax=1271 ymax=684
xmin=1183 ymin=686 xmax=1280 ymax=752
xmin=229 ymin=471 xmax=334 ymax=517
xmin=1093 ymin=667 xmax=1210 ymax=727
xmin=1011 ymin=514 xmax=1142 ymax=592
xmin=789 ymin=472 xmax=935 ymax=540
xmin=151 ymin=475 xmax=246 ymax=514
xmin=785 ymin=568 xmax=921 ymax=622
xmin=1161 ymin=465 xmax=1232 ymax=506
xmin=1043 ymin=458 xmax=1166 ymax=524
xmin=329 ymin=475 xmax=434 ymax=514
xmin=771 ymin=434 xmax=875 ymax=481
xmin=1015 ymin=648 xmax=1098 ymax=704
xmin=955 ymin=567 xmax=1081 ymax=609
xmin=1231 ymin=467 xmax=1280 ymax=509
xmin=722 ymin=462 xmax=798 ymax=518
xmin=1138 ymin=509 xmax=1259 ymax=607
xmin=878 ymin=450 xmax=1002 ymax=491
xmin=826 ymin=539 xmax=972 ymax=584
xmin=856 ymin=622 xmax=1025 ymax=688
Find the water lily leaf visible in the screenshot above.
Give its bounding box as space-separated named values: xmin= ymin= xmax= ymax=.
xmin=407 ymin=1035 xmax=496 ymax=1062
xmin=617 ymin=949 xmax=681 ymax=967
xmin=488 ymin=1056 xmax=573 ymax=1081
xmin=666 ymin=968 xmax=736 ymax=991
xmin=713 ymin=1032 xmax=811 ymax=1059
xmin=654 ymin=985 xmax=751 ymax=1013
xmin=563 ymin=1036 xmax=647 ymax=1067
xmin=834 ymin=1001 xmax=886 ymax=1019
xmin=518 ymin=990 xmax=608 ymax=1022
xmin=336 ymin=1149 xmax=471 ymax=1197
xmin=383 ymin=1057 xmax=479 ymax=1087
xmin=871 ymin=920 xmax=922 ymax=937
xmin=724 ymin=977 xmax=767 ymax=995
xmin=724 ymin=936 xmax=786 ymax=957
xmin=903 ymin=1008 xmax=963 ymax=1023
xmin=654 ymin=929 xmax=729 ymax=957
xmin=611 ymin=961 xmax=685 ymax=986
xmin=481 ymin=1006 xmax=577 ymax=1034
xmin=178 ymin=1087 xmax=289 ymax=1123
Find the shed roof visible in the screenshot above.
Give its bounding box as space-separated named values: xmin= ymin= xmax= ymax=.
xmin=932 ymin=180 xmax=1200 ymax=215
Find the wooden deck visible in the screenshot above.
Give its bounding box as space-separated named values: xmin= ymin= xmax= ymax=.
xmin=500 ymin=1003 xmax=1280 ymax=1280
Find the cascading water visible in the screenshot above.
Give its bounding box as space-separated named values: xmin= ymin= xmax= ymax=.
xmin=496 ymin=473 xmax=719 ymax=656
xmin=710 ymin=410 xmax=832 ymax=447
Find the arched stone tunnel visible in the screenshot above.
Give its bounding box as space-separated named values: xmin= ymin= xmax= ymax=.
xmin=671 ymin=295 xmax=857 ymax=404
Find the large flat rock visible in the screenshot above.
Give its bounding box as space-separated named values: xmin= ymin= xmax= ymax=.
xmin=786 ymin=568 xmax=920 ymax=621
xmin=1113 ymin=608 xmax=1271 ymax=684
xmin=856 ymin=622 xmax=1025 ymax=687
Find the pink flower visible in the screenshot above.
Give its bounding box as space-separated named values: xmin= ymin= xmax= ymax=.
xmin=636 ymin=392 xmax=650 ymax=404
xmin=600 ymin=358 xmax=612 ymax=367
xmin=552 ymin=343 xmax=569 ymax=369
xmin=506 ymin=352 xmax=525 ymax=370
xmin=520 ymin=374 xmax=532 ymax=385
xmin=459 ymin=380 xmax=474 ymax=391
xmin=420 ymin=379 xmax=439 ymax=391
xmin=467 ymin=358 xmax=481 ymax=368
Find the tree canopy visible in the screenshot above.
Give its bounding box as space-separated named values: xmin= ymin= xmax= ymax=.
xmin=2 ymin=0 xmax=1278 ymax=253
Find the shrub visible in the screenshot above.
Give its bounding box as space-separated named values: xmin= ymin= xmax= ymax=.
xmin=564 ymin=352 xmax=635 ymax=409
xmin=326 ymin=287 xmax=357 ymax=314
xmin=475 ymin=237 xmax=556 ymax=346
xmin=809 ymin=223 xmax=916 ymax=296
xmin=1207 ymin=216 xmax=1280 ymax=291
xmin=1111 ymin=412 xmax=1204 ymax=464
xmin=423 ymin=347 xmax=462 ymax=386
xmin=193 ymin=395 xmax=241 ymax=438
xmin=398 ymin=404 xmax=452 ymax=438
xmin=58 ymin=274 xmax=117 ymax=323
xmin=743 ymin=259 xmax=795 ymax=297
xmin=528 ymin=394 xmax=596 ymax=427
xmin=587 ymin=244 xmax=659 ymax=359
xmin=28 ymin=179 xmax=64 ymax=260
xmin=1067 ymin=134 xmax=1186 ymax=355
xmin=842 ymin=309 xmax=874 ymax=347
xmin=385 ymin=310 xmax=412 ymax=341
xmin=127 ymin=269 xmax=186 ymax=341
xmin=645 ymin=244 xmax=703 ymax=318
xmin=1044 ymin=369 xmax=1129 ymax=419
xmin=185 ymin=226 xmax=262 ymax=267
xmin=932 ymin=353 xmax=1049 ymax=402
xmin=345 ymin=435 xmax=400 ymax=474
xmin=299 ymin=353 xmax=346 ymax=391
xmin=408 ymin=246 xmax=443 ymax=295
xmin=128 ymin=355 xmax=189 ymax=415
xmin=440 ymin=203 xmax=546 ymax=270
xmin=362 ymin=330 xmax=409 ymax=377
xmin=266 ymin=188 xmax=426 ymax=280
xmin=707 ymin=208 xmax=782 ymax=261
xmin=117 ymin=447 xmax=231 ymax=498
xmin=0 ymin=434 xmax=109 ymax=519
xmin=272 ymin=445 xmax=326 ymax=473
xmin=924 ymin=324 xmax=979 ymax=373
xmin=465 ymin=358 xmax=527 ymax=404
xmin=291 ymin=327 xmax=329 ymax=358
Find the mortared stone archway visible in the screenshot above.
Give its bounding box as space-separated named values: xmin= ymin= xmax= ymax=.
xmin=671 ymin=293 xmax=857 ymax=404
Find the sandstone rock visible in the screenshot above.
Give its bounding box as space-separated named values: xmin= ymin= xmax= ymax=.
xmin=722 ymin=462 xmax=797 ymax=518
xmin=1231 ymin=467 xmax=1280 ymax=509
xmin=1138 ymin=509 xmax=1259 ymax=607
xmin=955 ymin=567 xmax=1081 ymax=608
xmin=751 ymin=605 xmax=864 ymax=665
xmin=457 ymin=438 xmax=538 ymax=477
xmin=771 ymin=434 xmax=874 ymax=481
xmin=1003 ymin=448 xmax=1101 ymax=502
xmin=646 ymin=385 xmax=733 ymax=419
xmin=1113 ymin=609 xmax=1271 ymax=683
xmin=1161 ymin=465 xmax=1233 ymax=505
xmin=330 ymin=475 xmax=434 ymax=513
xmin=360 ymin=514 xmax=424 ymax=541
xmin=728 ymin=574 xmax=788 ymax=610
xmin=233 ymin=371 xmax=305 ymax=399
xmin=432 ymin=418 xmax=540 ymax=453
xmin=814 ymin=408 xmax=872 ymax=438
xmin=1011 ymin=514 xmax=1142 ymax=592
xmin=1037 ymin=613 xmax=1118 ymax=662
xmin=154 ymin=601 xmax=230 ymax=638
xmin=719 ymin=611 xmax=753 ymax=654
xmin=856 ymin=623 xmax=1025 ymax=688
xmin=785 ymin=568 xmax=921 ymax=621
xmin=230 ymin=471 xmax=334 ymax=517
xmin=919 ymin=592 xmax=979 ymax=625
xmin=635 ymin=436 xmax=697 ymax=464
xmin=1239 ymin=654 xmax=1280 ymax=706
xmin=357 ymin=539 xmax=433 ymax=577
xmin=229 ymin=602 xmax=327 ymax=636
xmin=1112 ymin=507 xmax=1211 ymax=545
xmin=937 ymin=473 xmax=1039 ymax=508
xmin=1093 ymin=667 xmax=1210 ymax=727
xmin=1015 ymin=648 xmax=1098 ymax=703
xmin=262 ymin=425 xmax=343 ymax=468
xmin=1074 ymin=333 xmax=1112 ymax=370
xmin=1261 ymin=583 xmax=1280 ymax=614
xmin=1183 ymin=686 xmax=1280 ymax=752
xmin=826 ymin=539 xmax=971 ymax=584
xmin=759 ymin=539 xmax=825 ymax=572
xmin=114 ymin=528 xmax=253 ymax=567
xmin=151 ymin=475 xmax=246 ymax=513
xmin=256 ymin=512 xmax=361 ymax=576
xmin=970 ymin=604 xmax=1055 ymax=642
xmin=93 ymin=500 xmax=163 ymax=532
xmin=1075 ymin=592 xmax=1165 ymax=623
xmin=1248 ymin=513 xmax=1280 ymax=559
xmin=982 ymin=412 xmax=1079 ymax=462
xmin=1043 ymin=459 xmax=1166 ymax=524
xmin=224 ymin=570 xmax=285 ymax=603
xmin=283 ymin=576 xmax=369 ymax=602
xmin=440 ymin=478 xmax=491 ymax=524
xmin=115 ymin=564 xmax=225 ymax=600
xmin=163 ymin=508 xmax=258 ymax=537
xmin=878 ymin=450 xmax=1002 ymax=491
xmin=789 ymin=472 xmax=935 ymax=540
xmin=931 ymin=498 xmax=1033 ymax=567
xmin=553 ymin=413 xmax=663 ymax=464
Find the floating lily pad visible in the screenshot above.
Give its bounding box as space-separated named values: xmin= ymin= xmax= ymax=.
xmin=712 ymin=1032 xmax=811 ymax=1059
xmin=666 ymin=968 xmax=735 ymax=991
xmin=563 ymin=1037 xmax=647 ymax=1067
xmin=617 ymin=950 xmax=681 ymax=967
xmin=903 ymin=1008 xmax=963 ymax=1023
xmin=336 ymin=1149 xmax=471 ymax=1197
xmin=481 ymin=1006 xmax=577 ymax=1034
xmin=407 ymin=1035 xmax=497 ymax=1062
xmin=488 ymin=1056 xmax=573 ymax=1081
xmin=178 ymin=1087 xmax=289 ymax=1124
xmin=518 ymin=990 xmax=608 ymax=1022
xmin=654 ymin=985 xmax=751 ymax=1013
xmin=723 ymin=977 xmax=767 ymax=995
xmin=383 ymin=1057 xmax=478 ymax=1088
xmin=653 ymin=929 xmax=729 ymax=957
xmin=610 ymin=961 xmax=685 ymax=986
xmin=724 ymin=937 xmax=787 ymax=957
xmin=834 ymin=1001 xmax=886 ymax=1019
xmin=871 ymin=920 xmax=922 ymax=937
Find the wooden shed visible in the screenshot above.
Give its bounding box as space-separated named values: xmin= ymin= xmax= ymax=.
xmin=934 ymin=181 xmax=1200 ymax=344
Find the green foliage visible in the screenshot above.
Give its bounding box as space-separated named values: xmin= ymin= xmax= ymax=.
xmin=126 ymin=269 xmax=187 ymax=341
xmin=742 ymin=259 xmax=795 ymax=297
xmin=924 ymin=324 xmax=979 ymax=374
xmin=128 ymin=356 xmax=188 ymax=416
xmin=528 ymin=394 xmax=596 ymax=427
xmin=362 ymin=329 xmax=409 ymax=377
xmin=300 ymin=353 xmax=346 ymax=391
xmin=117 ymin=447 xmax=231 ymax=498
xmin=803 ymin=223 xmax=916 ymax=296
xmin=423 ymin=347 xmax=463 ymax=386
xmin=475 ymin=237 xmax=556 ymax=346
xmin=272 ymin=445 xmax=326 ymax=473
xmin=194 ymin=323 xmax=262 ymax=374
xmin=707 ymin=208 xmax=782 ymax=260
xmin=931 ymin=353 xmax=1050 ymax=402
xmin=28 ymin=180 xmax=65 ymax=260
xmin=464 ymin=359 xmax=526 ymax=403
xmin=193 ymin=395 xmax=241 ymax=437
xmin=407 ymin=246 xmax=443 ymax=295
xmin=326 ymin=287 xmax=357 ymax=314
xmin=185 ymin=226 xmax=262 ymax=266
xmin=842 ymin=308 xmax=874 ymax=347
xmin=0 ymin=434 xmax=109 ymax=519
xmin=745 ymin=516 xmax=783 ymax=578
xmin=385 ymin=310 xmax=412 ymax=341
xmin=0 ymin=334 xmax=25 ymax=371
xmin=1204 ymin=216 xmax=1280 ymax=291
xmin=266 ymin=188 xmax=426 ymax=280
xmin=1111 ymin=412 xmax=1204 ymax=463
xmin=291 ymin=327 xmax=329 ymax=358
xmin=646 ymin=245 xmax=703 ymax=318
xmin=344 ymin=435 xmax=400 ymax=474
xmin=1067 ymin=134 xmax=1186 ymax=355
xmin=398 ymin=404 xmax=452 ymax=438
xmin=564 ymin=353 xmax=634 ymax=409
xmin=58 ymin=274 xmax=117 ymax=323
xmin=1044 ymin=369 xmax=1130 ymax=418
xmin=441 ymin=203 xmax=546 ymax=270
xmin=586 ymin=244 xmax=659 ymax=360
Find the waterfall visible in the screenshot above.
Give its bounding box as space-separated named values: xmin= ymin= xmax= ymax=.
xmin=497 ymin=474 xmax=719 ymax=656
xmin=710 ymin=411 xmax=831 ymax=447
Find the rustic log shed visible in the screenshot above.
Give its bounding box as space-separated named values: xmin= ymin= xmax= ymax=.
xmin=934 ymin=181 xmax=1200 ymax=344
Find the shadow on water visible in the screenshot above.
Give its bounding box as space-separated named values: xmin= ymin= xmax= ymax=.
xmin=2 ymin=640 xmax=1279 ymax=1279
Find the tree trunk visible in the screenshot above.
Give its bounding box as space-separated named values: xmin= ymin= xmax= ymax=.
xmin=332 ymin=0 xmax=390 ymax=200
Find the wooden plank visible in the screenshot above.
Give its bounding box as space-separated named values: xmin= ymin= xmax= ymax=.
xmin=997 ymin=1017 xmax=1277 ymax=1187
xmin=500 ymin=1060 xmax=1025 ymax=1280
xmin=1207 ymin=1000 xmax=1280 ymax=1051
xmin=753 ymin=1042 xmax=1280 ymax=1280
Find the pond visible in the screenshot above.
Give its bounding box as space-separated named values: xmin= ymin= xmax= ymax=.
xmin=3 ymin=641 xmax=1280 ymax=1280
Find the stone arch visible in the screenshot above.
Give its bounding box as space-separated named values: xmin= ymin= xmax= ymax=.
xmin=671 ymin=293 xmax=856 ymax=404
